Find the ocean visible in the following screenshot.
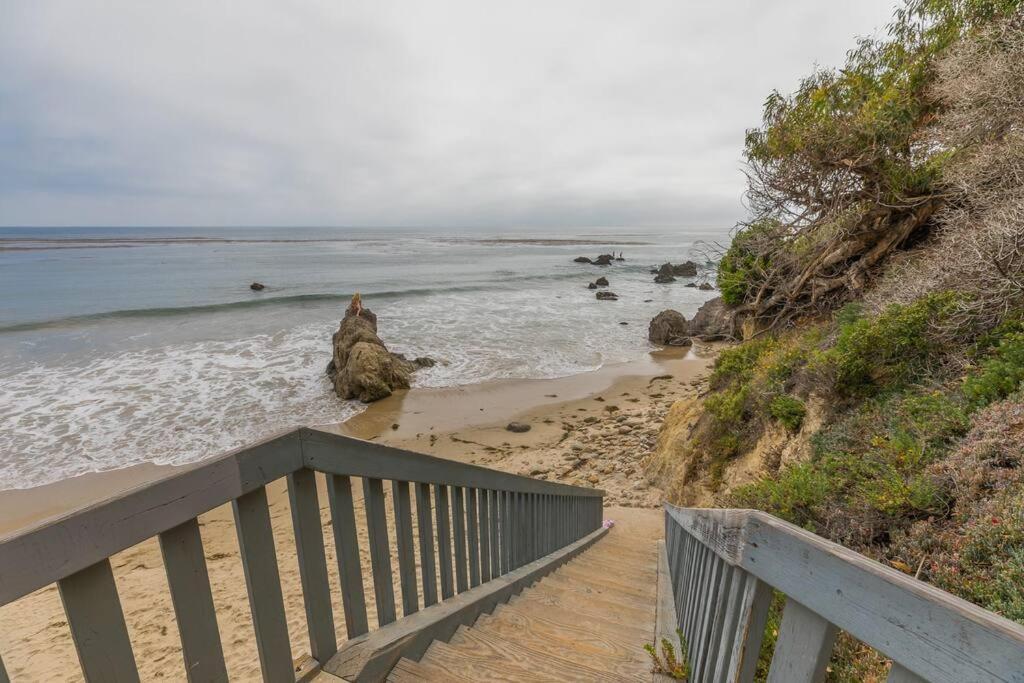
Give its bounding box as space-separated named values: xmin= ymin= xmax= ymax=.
xmin=0 ymin=226 xmax=725 ymax=490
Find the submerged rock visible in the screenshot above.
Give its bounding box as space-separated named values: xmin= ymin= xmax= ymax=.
xmin=574 ymin=256 xmax=592 ymax=263
xmin=250 ymin=282 xmax=265 ymax=291
xmin=698 ymin=282 xmax=714 ymax=291
xmin=593 ymin=254 xmax=614 ymax=266
xmin=327 ymin=294 xmax=432 ymax=403
xmin=588 ymin=282 xmax=598 ymax=289
xmin=595 ymin=276 xmax=609 ymax=286
xmin=648 ymin=310 xmax=691 ymax=346
xmin=596 ymin=291 xmax=619 ymax=300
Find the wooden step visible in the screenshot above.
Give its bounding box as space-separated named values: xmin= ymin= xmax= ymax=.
xmin=416 ymin=625 xmax=633 ymax=682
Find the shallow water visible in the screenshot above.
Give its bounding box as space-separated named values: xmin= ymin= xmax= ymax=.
xmin=0 ymin=226 xmax=725 ymax=489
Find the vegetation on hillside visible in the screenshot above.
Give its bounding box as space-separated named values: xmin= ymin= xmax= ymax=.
xmin=656 ymin=1 xmax=1024 ymax=679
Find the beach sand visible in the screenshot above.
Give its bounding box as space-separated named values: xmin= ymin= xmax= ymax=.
xmin=0 ymin=345 xmax=714 ymax=681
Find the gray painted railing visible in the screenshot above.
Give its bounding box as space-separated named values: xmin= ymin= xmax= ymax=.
xmin=663 ymin=505 xmax=1024 ymax=683
xmin=0 ymin=427 xmax=603 ymax=682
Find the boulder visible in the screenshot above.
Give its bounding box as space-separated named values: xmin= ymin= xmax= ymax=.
xmin=250 ymin=282 xmax=265 ymax=291
xmin=654 ymin=273 xmax=676 ymax=283
xmin=573 ymin=256 xmax=592 ymax=263
xmin=689 ymin=296 xmax=736 ymax=341
xmin=327 ymin=295 xmax=429 ymax=403
xmin=648 ymin=309 xmax=691 ymax=346
xmin=672 ymin=261 xmax=699 ymax=277
xmin=596 ymin=291 xmax=619 ymax=300
xmin=593 ymin=254 xmax=614 ymax=266
xmin=654 ymin=263 xmax=676 ymax=283
xmin=588 ymin=282 xmax=598 ymax=290
xmin=506 ymin=422 xmax=531 ymax=433
xmin=595 ymin=276 xmax=609 ymax=286
xmin=698 ymin=282 xmax=714 ymax=291
xmin=685 ymin=282 xmax=698 ymax=288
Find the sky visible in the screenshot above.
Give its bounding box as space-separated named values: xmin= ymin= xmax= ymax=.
xmin=0 ymin=1 xmax=897 ymax=229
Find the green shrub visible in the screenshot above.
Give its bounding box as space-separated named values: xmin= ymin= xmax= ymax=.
xmin=963 ymin=332 xmax=1024 ymax=409
xmin=769 ymin=395 xmax=806 ymax=431
xmin=816 ymin=292 xmax=958 ymax=396
xmin=718 ymin=221 xmax=775 ymax=306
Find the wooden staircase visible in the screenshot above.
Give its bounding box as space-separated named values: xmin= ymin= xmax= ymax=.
xmin=387 ymin=508 xmax=662 ymax=682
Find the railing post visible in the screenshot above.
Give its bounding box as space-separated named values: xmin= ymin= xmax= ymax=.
xmin=452 ymin=487 xmax=469 ymax=593
xmin=327 ymin=474 xmax=369 ymax=638
xmin=58 ymin=559 xmax=140 ymax=683
xmin=286 ymin=468 xmax=337 ymax=664
xmin=435 ymin=485 xmax=455 ymax=599
xmin=392 ymin=480 xmax=419 ymax=617
xmin=489 ymin=489 xmax=500 ymax=577
xmin=415 ymin=483 xmax=438 ymax=607
xmin=728 ymin=573 xmax=772 ymax=683
xmin=478 ymin=489 xmax=491 ymax=583
xmin=766 ymin=598 xmax=838 ymax=683
xmin=467 ymin=488 xmax=481 ymax=588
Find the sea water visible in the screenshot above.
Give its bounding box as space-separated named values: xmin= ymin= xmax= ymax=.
xmin=0 ymin=226 xmax=725 ymax=489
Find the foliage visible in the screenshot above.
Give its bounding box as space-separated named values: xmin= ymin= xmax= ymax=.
xmin=644 ymin=629 xmax=691 ymax=680
xmin=728 ymin=0 xmax=1022 ymax=326
xmin=963 ymin=333 xmax=1024 ymax=408
xmin=815 ymin=292 xmax=958 ymax=396
xmin=769 ymin=395 xmax=806 ymax=431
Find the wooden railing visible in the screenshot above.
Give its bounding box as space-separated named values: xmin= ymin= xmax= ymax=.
xmin=663 ymin=505 xmax=1024 ymax=683
xmin=0 ymin=427 xmax=603 ymax=682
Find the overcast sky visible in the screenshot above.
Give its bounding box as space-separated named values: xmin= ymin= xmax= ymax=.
xmin=0 ymin=1 xmax=896 ymax=229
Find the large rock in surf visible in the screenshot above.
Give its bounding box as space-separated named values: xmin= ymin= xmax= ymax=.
xmin=688 ymin=296 xmax=735 ymax=341
xmin=673 ymin=261 xmax=698 ymax=277
xmin=327 ymin=294 xmax=432 ymax=403
xmin=648 ymin=310 xmax=690 ymax=346
xmin=654 ymin=263 xmax=676 ymax=283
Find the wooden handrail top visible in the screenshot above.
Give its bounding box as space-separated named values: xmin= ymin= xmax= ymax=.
xmin=0 ymin=427 xmax=601 ymax=606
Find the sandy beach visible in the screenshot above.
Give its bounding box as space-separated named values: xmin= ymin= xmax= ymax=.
xmin=0 ymin=345 xmax=714 ymax=681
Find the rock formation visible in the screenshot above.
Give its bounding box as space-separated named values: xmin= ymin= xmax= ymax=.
xmin=648 ymin=310 xmax=690 ymax=346
xmin=688 ymin=296 xmax=736 ymax=341
xmin=595 ymin=276 xmax=609 ymax=286
xmin=326 ymin=294 xmax=433 ymax=403
xmin=250 ymin=282 xmax=265 ymax=291
xmin=596 ymin=291 xmax=619 ymax=300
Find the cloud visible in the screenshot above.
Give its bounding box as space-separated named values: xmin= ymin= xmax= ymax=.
xmin=0 ymin=0 xmax=896 ymax=228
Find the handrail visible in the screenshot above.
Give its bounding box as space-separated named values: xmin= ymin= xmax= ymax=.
xmin=663 ymin=504 xmax=1024 ymax=683
xmin=0 ymin=427 xmax=604 ymax=681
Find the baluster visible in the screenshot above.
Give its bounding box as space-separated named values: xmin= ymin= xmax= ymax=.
xmin=158 ymin=518 xmax=229 ymax=682
xmin=233 ymin=487 xmax=293 ymax=682
xmin=391 ymin=480 xmax=419 ymax=616
xmin=286 ymin=468 xmax=336 ymax=663
xmin=699 ymin=556 xmax=734 ymax=682
xmin=467 ymin=488 xmax=481 ymax=587
xmin=766 ymin=598 xmax=838 ymax=683
xmin=727 ymin=573 xmax=772 ymax=683
xmin=479 ymin=489 xmax=491 ymax=583
xmin=710 ymin=564 xmax=744 ymax=683
xmin=435 ymin=485 xmax=455 ymax=599
xmin=502 ymin=490 xmax=512 ymax=573
xmin=58 ymin=558 xmax=140 ymax=683
xmin=363 ymin=478 xmax=396 ymax=626
xmin=489 ymin=489 xmax=500 ymax=577
xmin=327 ymin=474 xmax=369 ymax=638
xmin=452 ymin=487 xmax=468 ymax=592
xmin=415 ymin=483 xmax=438 ymax=607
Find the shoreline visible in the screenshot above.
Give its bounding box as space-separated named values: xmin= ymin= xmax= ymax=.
xmin=0 ymin=344 xmax=714 ymax=537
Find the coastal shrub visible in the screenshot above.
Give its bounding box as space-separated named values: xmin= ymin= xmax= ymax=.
xmin=768 ymin=395 xmax=806 ymax=432
xmin=963 ymin=332 xmax=1024 ymax=408
xmin=718 ymin=221 xmax=774 ymax=306
xmin=815 ymin=293 xmax=959 ymax=397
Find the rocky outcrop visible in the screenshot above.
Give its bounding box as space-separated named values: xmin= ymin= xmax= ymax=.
xmin=673 ymin=261 xmax=698 ymax=277
xmin=595 ymin=276 xmax=609 ymax=286
xmin=648 ymin=310 xmax=690 ymax=346
xmin=596 ymin=291 xmax=619 ymax=300
xmin=250 ymin=282 xmax=265 ymax=291
xmin=653 ymin=261 xmax=699 ymax=283
xmin=573 ymin=254 xmax=615 ymax=265
xmin=327 ymin=295 xmax=432 ymax=403
xmin=698 ymin=282 xmax=714 ymax=291
xmin=688 ymin=296 xmax=736 ymax=341
xmin=654 ymin=263 xmax=676 ymax=283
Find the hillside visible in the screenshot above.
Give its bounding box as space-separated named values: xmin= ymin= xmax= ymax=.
xmin=645 ymin=1 xmax=1024 ymax=679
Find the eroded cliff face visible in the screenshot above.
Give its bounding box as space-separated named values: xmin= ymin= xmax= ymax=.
xmin=645 ymin=391 xmax=826 ymax=506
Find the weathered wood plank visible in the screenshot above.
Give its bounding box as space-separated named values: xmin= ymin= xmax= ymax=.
xmin=488 ymin=489 xmax=500 ymax=578
xmin=452 ymin=487 xmax=468 ymax=593
xmin=287 ymin=468 xmax=337 ymax=663
xmin=327 ymin=474 xmax=369 ymax=638
xmin=435 ymin=485 xmax=455 ymax=600
xmin=363 ymin=477 xmax=397 ymax=626
xmin=710 ymin=564 xmax=744 ymax=683
xmin=299 ymin=429 xmax=602 ymax=497
xmin=58 ymin=558 xmax=140 ymax=683
xmin=233 ymin=486 xmax=293 ymax=682
xmin=466 ymin=488 xmax=480 ymax=588
xmin=392 ymin=480 xmax=419 ymax=617
xmin=0 ymin=429 xmax=303 ymax=606
xmin=158 ymin=518 xmax=228 ymax=683
xmin=478 ymin=489 xmax=491 ymax=583
xmin=766 ymin=598 xmax=838 ymax=683
xmin=727 ymin=573 xmax=773 ymax=683
xmin=415 ymin=483 xmax=438 ymax=608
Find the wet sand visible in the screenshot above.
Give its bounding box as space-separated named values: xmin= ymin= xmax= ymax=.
xmin=0 ymin=345 xmax=715 ymax=681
